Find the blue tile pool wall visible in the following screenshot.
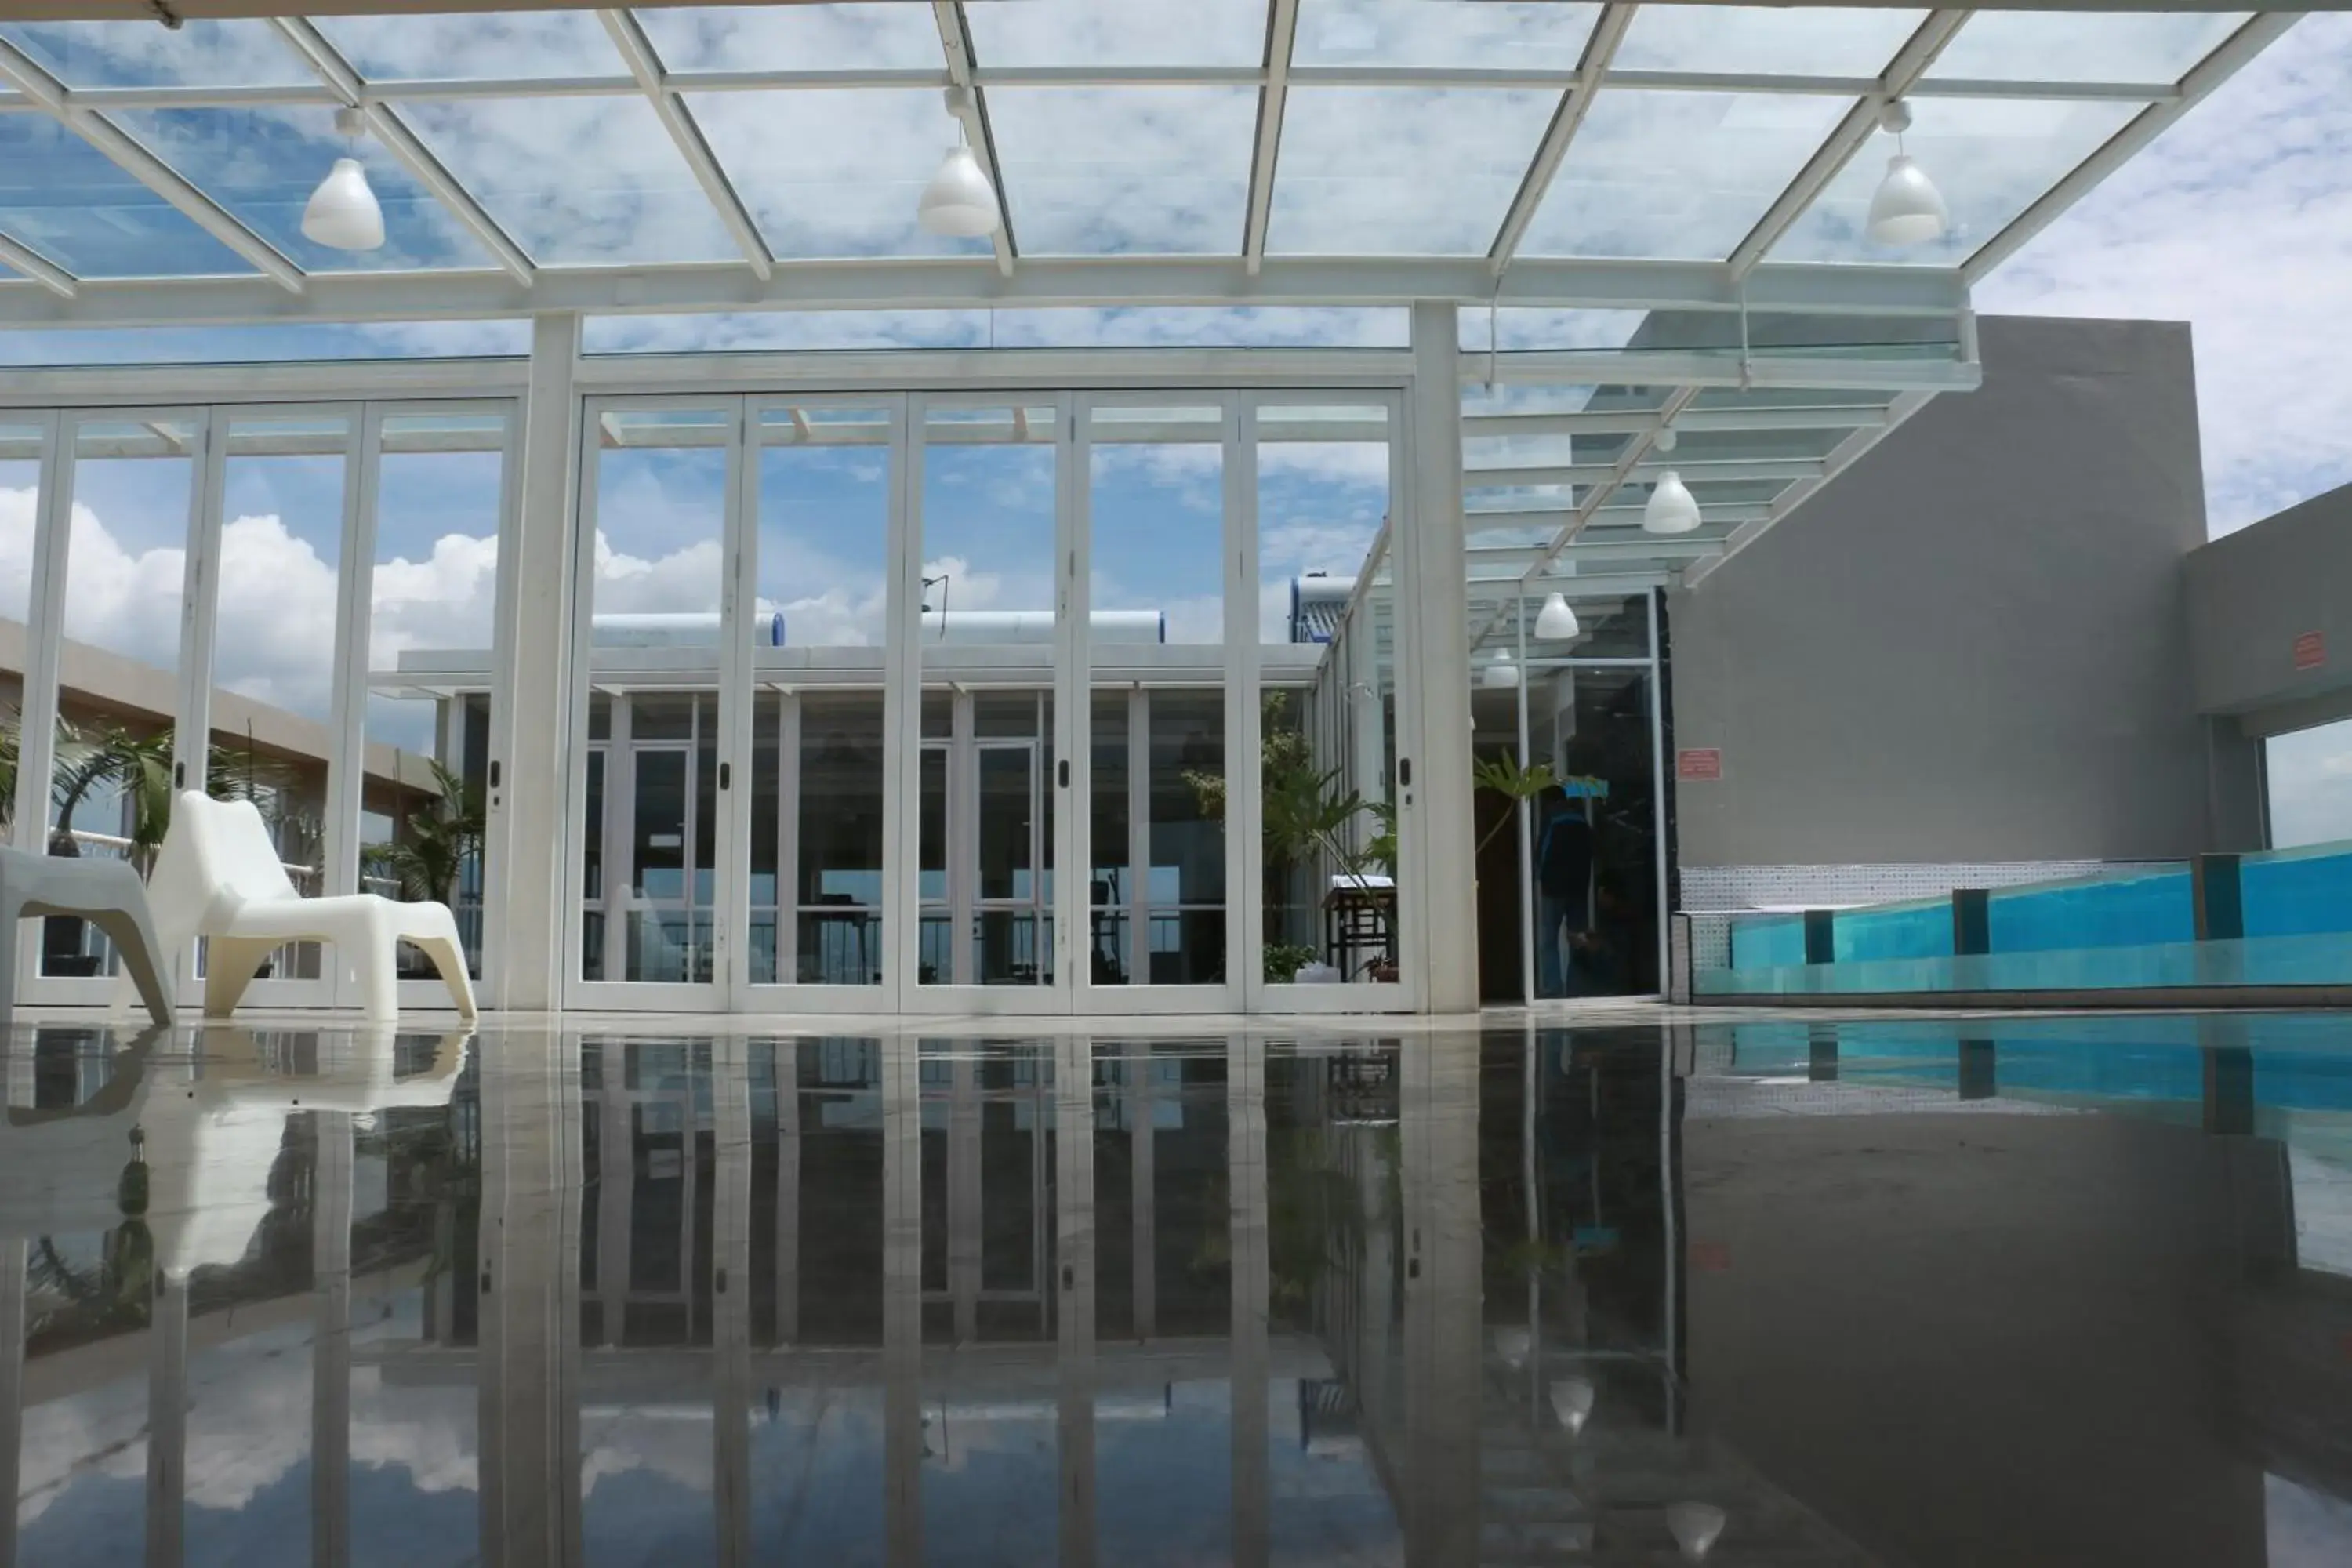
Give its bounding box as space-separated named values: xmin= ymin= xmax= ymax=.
xmin=1730 ymin=913 xmax=1808 ymax=969
xmin=2241 ymin=844 xmax=2352 ymax=939
xmin=1984 ymin=866 xmax=2194 ymax=954
xmin=1832 ymin=898 xmax=1954 ymax=964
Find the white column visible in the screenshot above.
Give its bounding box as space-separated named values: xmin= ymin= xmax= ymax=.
xmin=1229 ymin=1035 xmax=1269 ymax=1568
xmin=489 ymin=313 xmax=585 ymax=1012
xmin=312 ymin=1110 xmax=355 ymax=1568
xmin=1055 ymin=1037 xmax=1096 ymax=1568
xmin=1405 ymin=303 xmax=1479 ymax=1014
xmin=881 ymin=1038 xmax=923 ymax=1568
xmin=712 ymin=1038 xmax=752 ymax=1568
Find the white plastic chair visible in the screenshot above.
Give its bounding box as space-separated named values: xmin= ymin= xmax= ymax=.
xmin=145 ymin=791 xmax=477 ymax=1021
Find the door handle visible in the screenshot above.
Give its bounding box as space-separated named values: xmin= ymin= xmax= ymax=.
xmin=718 ymin=761 xmax=731 ymax=790
xmin=1058 ymin=760 xmax=1069 ymax=788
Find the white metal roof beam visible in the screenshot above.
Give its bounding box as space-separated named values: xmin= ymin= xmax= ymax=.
xmin=1468 ymin=456 xmax=1828 ymax=488
xmin=1727 ymin=9 xmax=1971 ymax=279
xmin=268 ymin=17 xmax=536 ymax=285
xmin=931 ymin=0 xmax=1016 ymax=278
xmin=0 ymin=2 xmax=2303 ymax=18
xmin=0 ymin=230 xmax=74 ymax=299
xmin=1465 ymin=406 xmax=1887 ymax=439
xmin=0 ymin=66 xmax=2187 ymax=113
xmin=1962 ymin=11 xmax=2305 ymax=283
xmin=1468 ymin=503 xmax=1771 ymax=535
xmin=1488 ymin=2 xmax=1635 ymax=274
xmin=0 ymin=255 xmax=1973 ymax=330
xmin=1683 ymin=390 xmax=1936 ymax=589
xmin=1521 ymin=384 xmax=1701 ymax=583
xmin=1241 ymin=0 xmax=1299 ymax=274
xmin=600 ymin=8 xmax=773 ymax=281
xmin=0 ymin=36 xmax=303 ymax=292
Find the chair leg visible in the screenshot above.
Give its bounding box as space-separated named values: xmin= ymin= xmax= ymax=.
xmin=202 ymin=937 xmax=277 ymax=1019
xmin=358 ymin=931 xmax=400 ymax=1020
xmin=87 ymin=906 xmax=174 ymax=1029
xmin=412 ymin=934 xmax=479 ymax=1021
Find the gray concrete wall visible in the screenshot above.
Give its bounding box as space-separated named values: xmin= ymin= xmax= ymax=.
xmin=2185 ymin=480 xmax=2352 ymax=735
xmin=1669 ymin=314 xmax=2261 ymax=867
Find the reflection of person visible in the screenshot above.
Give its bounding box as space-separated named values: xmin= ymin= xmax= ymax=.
xmin=1534 ymin=789 xmax=1595 ymax=997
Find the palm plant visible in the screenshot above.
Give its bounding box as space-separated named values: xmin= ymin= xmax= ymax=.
xmin=363 ymin=759 xmax=482 ymax=906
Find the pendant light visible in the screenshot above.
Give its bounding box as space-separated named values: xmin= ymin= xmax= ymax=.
xmin=919 ymin=87 xmax=1002 ymax=238
xmin=1865 ymin=100 xmax=1947 ymax=246
xmin=302 ymin=107 xmax=385 ymax=252
xmin=1549 ymin=1376 xmax=1596 ymax=1436
xmin=1642 ymin=426 xmax=1701 ymax=535
xmin=1534 ymin=591 xmax=1580 ymax=641
xmin=1666 ymin=1502 xmax=1728 ymax=1562
xmin=1483 ymin=650 xmax=1520 ymax=689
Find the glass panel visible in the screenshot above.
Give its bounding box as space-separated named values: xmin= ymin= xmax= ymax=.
xmin=966 ymin=0 xmax=1268 ymax=67
xmin=688 ymin=89 xmax=990 ymax=260
xmin=314 ymin=10 xmax=623 ymax=78
xmin=919 ymin=744 xmax=949 ymax=982
xmin=1269 ymin=88 xmax=1560 ymax=256
xmin=361 ymin=410 xmax=506 ymax=979
xmin=0 ymin=19 xmax=312 ymax=85
xmin=0 ymin=419 xmax=42 ymax=648
xmin=0 ymin=117 xmax=252 ymax=278
xmin=204 ymin=414 xmax=353 ymax=982
xmin=1089 ymin=402 xmax=1227 ymax=988
xmin=751 ymin=403 xmax=890 ymax=988
xmin=1294 ymin=0 xmax=1601 ymax=70
xmin=1530 ymin=668 xmax=1659 ymax=999
xmin=640 ymin=2 xmax=945 ymax=71
xmin=114 ymin=108 xmax=491 ymax=274
xmin=1089 ymin=691 xmax=1130 ymax=985
xmin=397 ymin=98 xmax=739 ymax=264
xmin=920 ymin=404 xmax=1060 ymax=989
xmin=1523 ymin=89 xmax=1852 ymax=260
xmin=1613 ymin=5 xmax=1925 ymax=76
xmin=2264 ymin=719 xmax=2352 ymax=848
xmin=795 ymin=694 xmax=885 ymax=985
xmin=985 ymin=87 xmax=1258 ymax=256
xmin=1770 ymin=96 xmax=2143 ymax=266
xmin=580 ymin=409 xmax=729 ymax=986
xmin=1257 ymin=404 xmax=1401 ymax=988
xmin=1927 ymin=11 xmax=2250 ymax=85
xmin=45 ymin=417 xmax=198 ymax=980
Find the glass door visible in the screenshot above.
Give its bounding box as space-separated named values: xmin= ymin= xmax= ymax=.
xmin=900 ymin=395 xmax=1075 ymax=1013
xmin=565 ymin=401 xmax=744 ymax=1010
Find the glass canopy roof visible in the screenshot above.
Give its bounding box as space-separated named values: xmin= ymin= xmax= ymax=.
xmin=0 ymin=3 xmax=2271 ymax=292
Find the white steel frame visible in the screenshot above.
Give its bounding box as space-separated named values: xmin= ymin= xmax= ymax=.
xmin=2 ymin=394 xmax=516 ymax=1015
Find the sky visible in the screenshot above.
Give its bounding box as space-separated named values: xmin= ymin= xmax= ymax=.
xmin=2 ymin=5 xmax=2350 ymax=837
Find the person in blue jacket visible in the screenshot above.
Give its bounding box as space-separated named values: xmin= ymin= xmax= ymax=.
xmin=1534 ymin=786 xmax=1596 ymax=997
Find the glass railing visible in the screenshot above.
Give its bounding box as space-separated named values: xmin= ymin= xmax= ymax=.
xmin=1703 ymin=841 xmax=2352 ymax=999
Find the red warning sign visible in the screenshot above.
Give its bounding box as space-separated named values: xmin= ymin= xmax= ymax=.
xmin=1677 ymin=748 xmax=1723 ymax=782
xmin=2295 ymin=631 xmax=2326 ymax=672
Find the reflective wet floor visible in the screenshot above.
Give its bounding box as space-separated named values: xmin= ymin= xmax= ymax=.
xmin=4 ymin=1014 xmax=2351 ymax=1566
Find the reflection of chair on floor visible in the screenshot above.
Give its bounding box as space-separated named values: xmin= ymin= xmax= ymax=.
xmin=143 ymin=792 xmax=476 ymax=1020
xmin=0 ymin=1024 xmax=469 ymax=1281
xmin=0 ymin=845 xmax=173 ymax=1025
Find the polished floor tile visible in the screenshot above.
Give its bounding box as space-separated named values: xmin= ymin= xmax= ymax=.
xmin=2 ymin=1013 xmax=2350 ymax=1565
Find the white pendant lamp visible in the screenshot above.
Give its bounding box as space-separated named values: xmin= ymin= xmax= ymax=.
xmin=1866 ymin=100 xmax=1947 ymax=247
xmin=1534 ymin=591 xmax=1581 ymax=641
xmin=1549 ymin=1376 xmax=1596 ymax=1436
xmin=1483 ymin=650 xmax=1520 ymax=689
xmin=1666 ymin=1501 xmax=1728 ymax=1562
xmin=919 ymin=88 xmax=1002 ymax=238
xmin=1642 ymin=428 xmax=1700 ymax=535
xmin=302 ymin=107 xmax=385 ymax=252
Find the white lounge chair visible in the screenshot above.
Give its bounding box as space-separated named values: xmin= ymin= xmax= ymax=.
xmin=0 ymin=844 xmax=174 ymax=1025
xmin=146 ymin=790 xmax=477 ymax=1021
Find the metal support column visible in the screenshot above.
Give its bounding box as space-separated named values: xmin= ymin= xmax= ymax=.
xmin=1406 ymin=303 xmax=1480 ymax=1012
xmin=713 ymin=1037 xmax=752 ymax=1568
xmin=492 ymin=312 xmax=585 ymax=1011
xmin=882 ymin=1037 xmax=924 ymax=1568
xmin=1056 ymin=1036 xmax=1098 ymax=1568
xmin=1229 ymin=1035 xmax=1269 ymax=1568
xmin=312 ymin=1110 xmax=355 ymax=1568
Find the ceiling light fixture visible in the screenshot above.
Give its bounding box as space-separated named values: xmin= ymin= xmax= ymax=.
xmin=302 ymin=107 xmax=384 ymax=252
xmin=1866 ymin=100 xmax=1948 ymax=247
xmin=1666 ymin=1501 xmax=1727 ymax=1561
xmin=919 ymin=87 xmax=1002 ymax=239
xmin=1642 ymin=426 xmax=1701 ymax=535
xmin=1534 ymin=592 xmax=1581 ymax=641
xmin=1549 ymin=1376 xmax=1596 ymax=1436
xmin=1483 ymin=650 xmax=1520 ymax=689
